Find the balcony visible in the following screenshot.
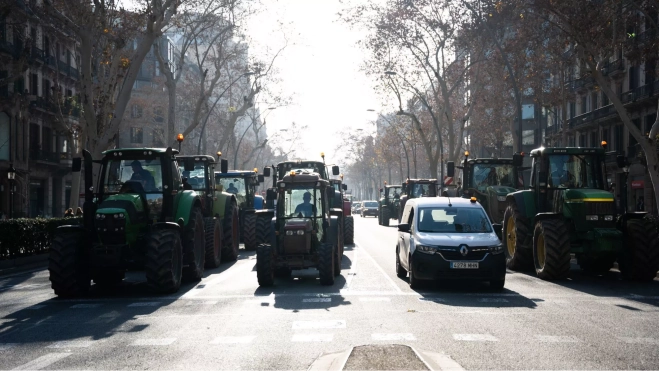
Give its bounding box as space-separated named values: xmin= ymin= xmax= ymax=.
xmin=601 ymin=59 xmax=624 ymax=77
xmin=69 ymin=67 xmax=79 ymax=79
xmin=30 ymin=149 xmax=61 ymax=164
xmin=30 ymin=46 xmax=43 ymax=61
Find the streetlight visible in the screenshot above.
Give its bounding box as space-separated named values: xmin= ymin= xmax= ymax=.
xmin=234 ymin=107 xmax=276 ymax=169
xmin=7 ymin=164 xmax=15 ymax=219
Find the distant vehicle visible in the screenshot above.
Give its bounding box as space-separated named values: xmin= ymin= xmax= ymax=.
xmin=360 ymin=200 xmax=379 ymax=218
xmin=352 ymin=202 xmax=362 ymax=214
xmin=396 ymin=197 xmax=506 ymax=290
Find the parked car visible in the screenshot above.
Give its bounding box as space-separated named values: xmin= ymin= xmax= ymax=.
xmin=395 ymin=197 xmax=505 ymax=290
xmin=360 ymin=200 xmax=379 ymax=217
xmin=352 ymin=202 xmax=362 ymax=214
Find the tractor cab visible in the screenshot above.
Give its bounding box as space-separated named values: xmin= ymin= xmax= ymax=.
xmin=378 ymin=183 xmax=402 ymax=226
xmin=215 ymin=171 xmax=262 ymax=210
xmin=398 ymin=179 xmax=437 ymax=222
xmin=276 ymin=160 xmax=339 ymax=181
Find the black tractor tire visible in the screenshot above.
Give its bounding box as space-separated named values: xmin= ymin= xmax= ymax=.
xmin=396 ymin=248 xmax=406 ymax=278
xmin=318 ymin=242 xmax=335 ymax=285
xmin=145 ymin=229 xmax=183 ymax=293
xmin=243 ymin=212 xmax=258 ymax=251
xmin=255 ymin=214 xmax=272 ymax=246
xmin=533 ymin=219 xmax=571 ymax=280
xmin=182 ymin=207 xmax=205 ymax=282
xmin=344 ymin=216 xmax=354 ymax=244
xmin=256 ymin=243 xmax=275 ymax=286
xmin=578 ymin=256 xmax=615 ymax=275
xmin=334 ymin=242 xmax=342 ymax=277
xmin=408 ymin=254 xmax=422 ymax=289
xmin=93 ymin=269 xmax=125 ymax=287
xmin=382 ymin=207 xmax=391 ymax=227
xmin=222 ymin=201 xmax=240 ymax=261
xmin=204 ymin=217 xmax=222 ymax=269
xmin=619 ymin=219 xmax=659 ymax=281
xmin=49 ymin=231 xmax=91 ymax=298
xmin=503 ymin=202 xmax=533 ymax=271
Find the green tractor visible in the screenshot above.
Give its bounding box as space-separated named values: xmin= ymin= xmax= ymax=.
xmin=378 ymin=182 xmax=402 ymax=227
xmin=214 ymin=168 xmax=264 ymax=251
xmin=397 ymin=178 xmax=438 ymax=223
xmin=503 ymin=146 xmax=659 ymax=281
xmin=447 ymin=151 xmax=524 ymax=223
xmin=255 ymin=171 xmax=343 ymax=286
xmin=49 ymin=147 xmax=207 ymax=297
xmin=176 ymin=155 xmax=240 ymax=266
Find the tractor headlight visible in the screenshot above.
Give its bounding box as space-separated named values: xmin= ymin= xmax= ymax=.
xmin=489 ymin=244 xmax=504 ymax=254
xmin=586 ymin=215 xmax=599 ymax=221
xmin=96 ymin=213 xmax=102 ymax=219
xmin=497 ymin=196 xmax=506 ymax=202
xmin=286 ymin=230 xmax=294 ymax=236
xmin=296 ymin=230 xmax=305 ymax=236
xmin=604 ymin=215 xmax=614 ymax=221
xmin=416 ymin=245 xmax=437 ymax=254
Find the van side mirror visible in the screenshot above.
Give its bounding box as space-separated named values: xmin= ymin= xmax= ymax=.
xmin=332 ymin=165 xmax=340 ymax=175
xmin=220 ymin=159 xmax=228 ymax=173
xmin=492 ymin=223 xmax=503 ymax=240
xmin=258 ymin=175 xmax=264 ymax=183
xmin=263 ymin=167 xmax=271 ymax=177
xmin=513 ymin=153 xmax=523 ymax=167
xmin=266 ymin=189 xmax=277 ymax=201
xmin=446 ymin=161 xmax=455 ymax=177
xmin=398 ymin=223 xmax=410 ymax=232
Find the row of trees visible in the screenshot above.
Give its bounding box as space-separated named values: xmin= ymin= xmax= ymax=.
xmin=342 ymin=0 xmax=659 ymax=212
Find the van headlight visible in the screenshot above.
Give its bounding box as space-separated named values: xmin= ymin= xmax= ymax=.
xmin=489 ymin=244 xmax=504 ymax=254
xmin=416 ymin=245 xmax=437 ymax=254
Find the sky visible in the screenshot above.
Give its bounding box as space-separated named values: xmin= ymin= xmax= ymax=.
xmin=245 ymin=0 xmax=389 ymax=165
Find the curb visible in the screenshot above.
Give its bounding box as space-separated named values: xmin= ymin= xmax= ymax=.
xmin=0 ymin=254 xmax=49 ymax=277
xmin=307 ymin=347 xmax=352 ymax=371
xmin=414 ymin=348 xmax=465 ymax=371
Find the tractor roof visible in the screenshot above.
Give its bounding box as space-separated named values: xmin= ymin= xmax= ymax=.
xmin=176 ymin=155 xmax=215 ymax=163
xmin=386 ymin=184 xmax=402 ymax=188
xmin=215 ymin=171 xmax=257 ymax=177
xmin=530 ymin=147 xmax=605 ymax=157
xmin=281 ymin=171 xmax=327 ymax=184
xmin=466 ymin=158 xmax=514 ymax=164
xmin=103 ymin=148 xmax=176 ymax=156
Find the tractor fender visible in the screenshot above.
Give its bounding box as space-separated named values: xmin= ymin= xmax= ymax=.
xmin=56 ymin=224 xmax=86 ymax=232
xmin=534 ymin=212 xmax=562 ymax=223
xmin=174 ymin=190 xmax=202 ymax=227
xmin=506 ymin=190 xmax=535 ymax=220
xmin=151 ymin=222 xmax=181 ymax=232
xmin=213 ymin=191 xmax=235 ymax=219
xmin=617 ymin=212 xmax=648 ymax=231
xmin=327 ymin=215 xmax=340 ymax=248
xmin=254 ymin=195 xmax=264 ymax=210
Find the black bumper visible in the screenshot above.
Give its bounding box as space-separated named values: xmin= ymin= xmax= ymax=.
xmin=411 ymin=250 xmax=506 ymax=281
xmin=362 ymin=209 xmax=378 ymax=216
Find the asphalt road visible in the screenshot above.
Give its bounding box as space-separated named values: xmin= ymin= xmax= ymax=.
xmin=1 ymin=215 xmax=658 ymax=370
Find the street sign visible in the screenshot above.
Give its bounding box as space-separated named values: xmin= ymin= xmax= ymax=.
xmin=444 ymin=176 xmax=453 ymax=185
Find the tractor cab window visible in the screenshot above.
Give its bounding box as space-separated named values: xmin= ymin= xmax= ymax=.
xmin=217 ymin=177 xmax=246 ymax=196
xmin=471 ymin=164 xmax=515 ymax=190
xmin=282 ymin=187 xmax=322 ymax=218
xmin=104 ymin=158 xmax=163 ymax=194
xmin=547 ymin=154 xmax=602 ymax=189
xmin=388 ymin=187 xmax=401 ymax=200
xmin=182 ymin=165 xmax=207 ymax=190
xmin=411 ymin=183 xmax=433 ymax=197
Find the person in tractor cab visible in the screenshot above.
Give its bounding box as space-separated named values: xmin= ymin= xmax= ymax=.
xmin=227 ymin=182 xmax=239 ymax=194
xmin=294 ymin=191 xmax=317 ymax=217
xmin=181 ymin=171 xmax=193 ymax=190
xmin=130 ymin=160 xmax=155 ymax=191
xmin=550 ymin=155 xmax=573 ymax=187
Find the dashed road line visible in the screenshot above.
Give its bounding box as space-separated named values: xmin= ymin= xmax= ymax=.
xmin=534 ymin=335 xmax=580 ymax=343
xmin=131 ymin=338 xmax=177 ymax=346
xmin=292 ymin=333 xmax=333 ymax=342
xmin=453 ymin=334 xmax=498 ymax=342
xmin=0 ymin=343 xmax=18 ymax=351
xmin=11 ymin=353 xmax=72 ymax=370
xmin=47 ymin=340 xmax=97 ymax=348
xmin=292 ymin=320 xmax=346 ymax=329
xmin=371 ymin=333 xmax=416 ymax=341
xmin=186 ymin=300 xmax=219 ymax=306
xmin=210 ymin=336 xmax=256 ymax=344
xmin=360 ymin=297 xmax=391 ymax=302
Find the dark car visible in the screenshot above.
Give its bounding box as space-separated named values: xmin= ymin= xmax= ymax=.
xmin=360 ymin=201 xmax=379 ymax=218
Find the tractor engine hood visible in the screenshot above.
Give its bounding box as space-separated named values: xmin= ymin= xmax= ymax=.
xmin=284 ymin=218 xmax=312 ymax=232
xmin=97 ymin=193 xmax=146 ymax=223
xmin=283 ymin=218 xmax=312 ymax=254
xmin=564 ymin=189 xmax=614 ymax=202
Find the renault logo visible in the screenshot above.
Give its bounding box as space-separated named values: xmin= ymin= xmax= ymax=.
xmin=459 ymin=245 xmax=469 ymax=256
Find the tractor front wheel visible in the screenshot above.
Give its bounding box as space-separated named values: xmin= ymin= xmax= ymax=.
xmin=255 ymin=214 xmax=272 ymax=245
xmin=256 ymin=243 xmax=275 ymax=286
xmin=503 ymin=203 xmax=533 ymax=271
xmin=204 ymin=217 xmax=222 ymax=269
xmin=532 ymin=219 xmax=571 ymax=280
xmin=182 ymin=207 xmax=205 ymax=282
xmin=243 ymin=212 xmax=257 ymax=251
xmin=49 ymin=231 xmax=90 ymax=298
xmin=382 ymin=207 xmax=391 ymax=227
xmin=222 ymin=201 xmax=240 ymax=261
xmin=344 ymin=216 xmax=354 ymax=244
xmin=145 ymin=229 xmax=182 ymax=293
xmin=318 ymin=243 xmax=335 ymax=285
xmin=619 ymin=219 xmax=659 ymax=281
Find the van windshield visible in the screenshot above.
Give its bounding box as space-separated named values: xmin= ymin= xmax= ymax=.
xmin=417 ymin=207 xmax=492 ymax=233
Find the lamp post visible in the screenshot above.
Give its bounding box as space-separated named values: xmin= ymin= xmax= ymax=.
xmin=7 ymin=164 xmax=16 ymax=219
xmin=234 ymin=107 xmax=275 ymax=169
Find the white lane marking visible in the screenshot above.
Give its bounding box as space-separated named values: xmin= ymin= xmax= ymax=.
xmin=618 ymin=337 xmax=659 ymax=344
xmin=0 ymin=343 xmax=18 ymax=351
xmin=26 ymin=305 xmax=46 ymax=310
xmin=372 ymin=333 xmax=416 ymax=341
xmin=210 ymin=336 xmax=256 ymax=344
xmin=453 ymin=334 xmax=498 ymax=342
xmin=354 ymin=242 xmax=403 ymax=293
xmin=47 ymin=340 xmax=96 ymax=348
xmin=292 ymin=320 xmax=346 ymax=329
xmin=71 ymin=304 xmax=101 ymax=309
xmin=11 ymin=353 xmax=72 ymax=370
xmin=127 ymin=302 xmax=160 ymax=307
xmin=534 ymin=335 xmax=580 ymax=343
xmin=185 ymin=301 xmax=218 ymax=306
xmin=478 ymin=298 xmax=509 ymax=303
xmin=131 ymin=338 xmax=177 ymax=346
xmin=360 ymin=297 xmax=391 ymax=302
xmin=292 ymin=333 xmax=333 ymax=342
xmin=302 ymin=298 xmax=332 ymax=303
xmin=419 ymin=297 xmax=445 ymax=303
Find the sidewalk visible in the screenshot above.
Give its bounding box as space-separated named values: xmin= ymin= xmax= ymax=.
xmin=0 ymin=254 xmax=49 ymax=277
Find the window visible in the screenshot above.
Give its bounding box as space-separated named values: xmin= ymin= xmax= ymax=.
xmin=547 ymin=154 xmax=603 ymax=189
xmin=130 ymin=127 xmax=143 ymax=144
xmin=579 ymin=133 xmax=586 ymax=147
xmin=614 ymin=125 xmax=623 ymax=152
xmin=602 ymin=92 xmax=609 ymax=106
xmin=522 ymin=104 xmax=535 ymax=119
xmin=569 ymin=101 xmax=576 ymax=119
xmin=602 ymin=128 xmax=609 ymax=144
xmin=522 ymin=129 xmax=535 ymax=145
xmin=0 ymin=70 xmax=7 ymax=97
xmin=131 ymin=105 xmax=142 ymax=118
xmin=30 ymin=73 xmax=38 ymax=95
xmin=0 ymin=112 xmax=9 ymax=160
xmin=591 ymin=92 xmax=598 ymax=110
xmin=154 ymin=107 xmax=164 ymax=123
xmin=581 ymin=96 xmax=587 ymax=114
xmin=152 ymin=128 xmax=164 ymax=147
xmin=590 ymin=132 xmax=597 ymax=147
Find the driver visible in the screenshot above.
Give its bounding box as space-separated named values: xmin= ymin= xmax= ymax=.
xmin=227 ymin=182 xmax=239 ymax=194
xmin=551 ymin=155 xmax=571 ymax=186
xmin=294 ymin=191 xmax=317 ymax=217
xmin=130 ymin=160 xmax=155 ymax=190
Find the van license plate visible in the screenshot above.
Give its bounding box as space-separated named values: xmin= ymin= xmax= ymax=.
xmin=451 ymin=262 xmax=479 ymax=269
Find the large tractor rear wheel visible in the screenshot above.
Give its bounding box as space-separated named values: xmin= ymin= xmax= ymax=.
xmin=318 ymin=243 xmax=335 ymax=285
xmin=381 ymin=207 xmax=391 ymax=227
xmin=243 ymin=212 xmax=257 ymax=251
xmin=255 ymin=214 xmax=272 ymax=245
xmin=222 ymin=201 xmax=240 ymax=261
xmin=344 ymin=216 xmax=354 ymax=244
xmin=256 ymin=243 xmax=275 ymax=286
xmin=204 ymin=217 xmax=222 ymax=269
xmin=182 ymin=207 xmax=205 ymax=282
xmin=503 ymin=203 xmax=533 ymax=271
xmin=145 ymin=229 xmax=182 ymax=293
xmin=49 ymin=231 xmax=90 ymax=297
xmin=620 ymin=219 xmax=659 ymax=281
xmin=532 ymin=219 xmax=571 ymax=280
